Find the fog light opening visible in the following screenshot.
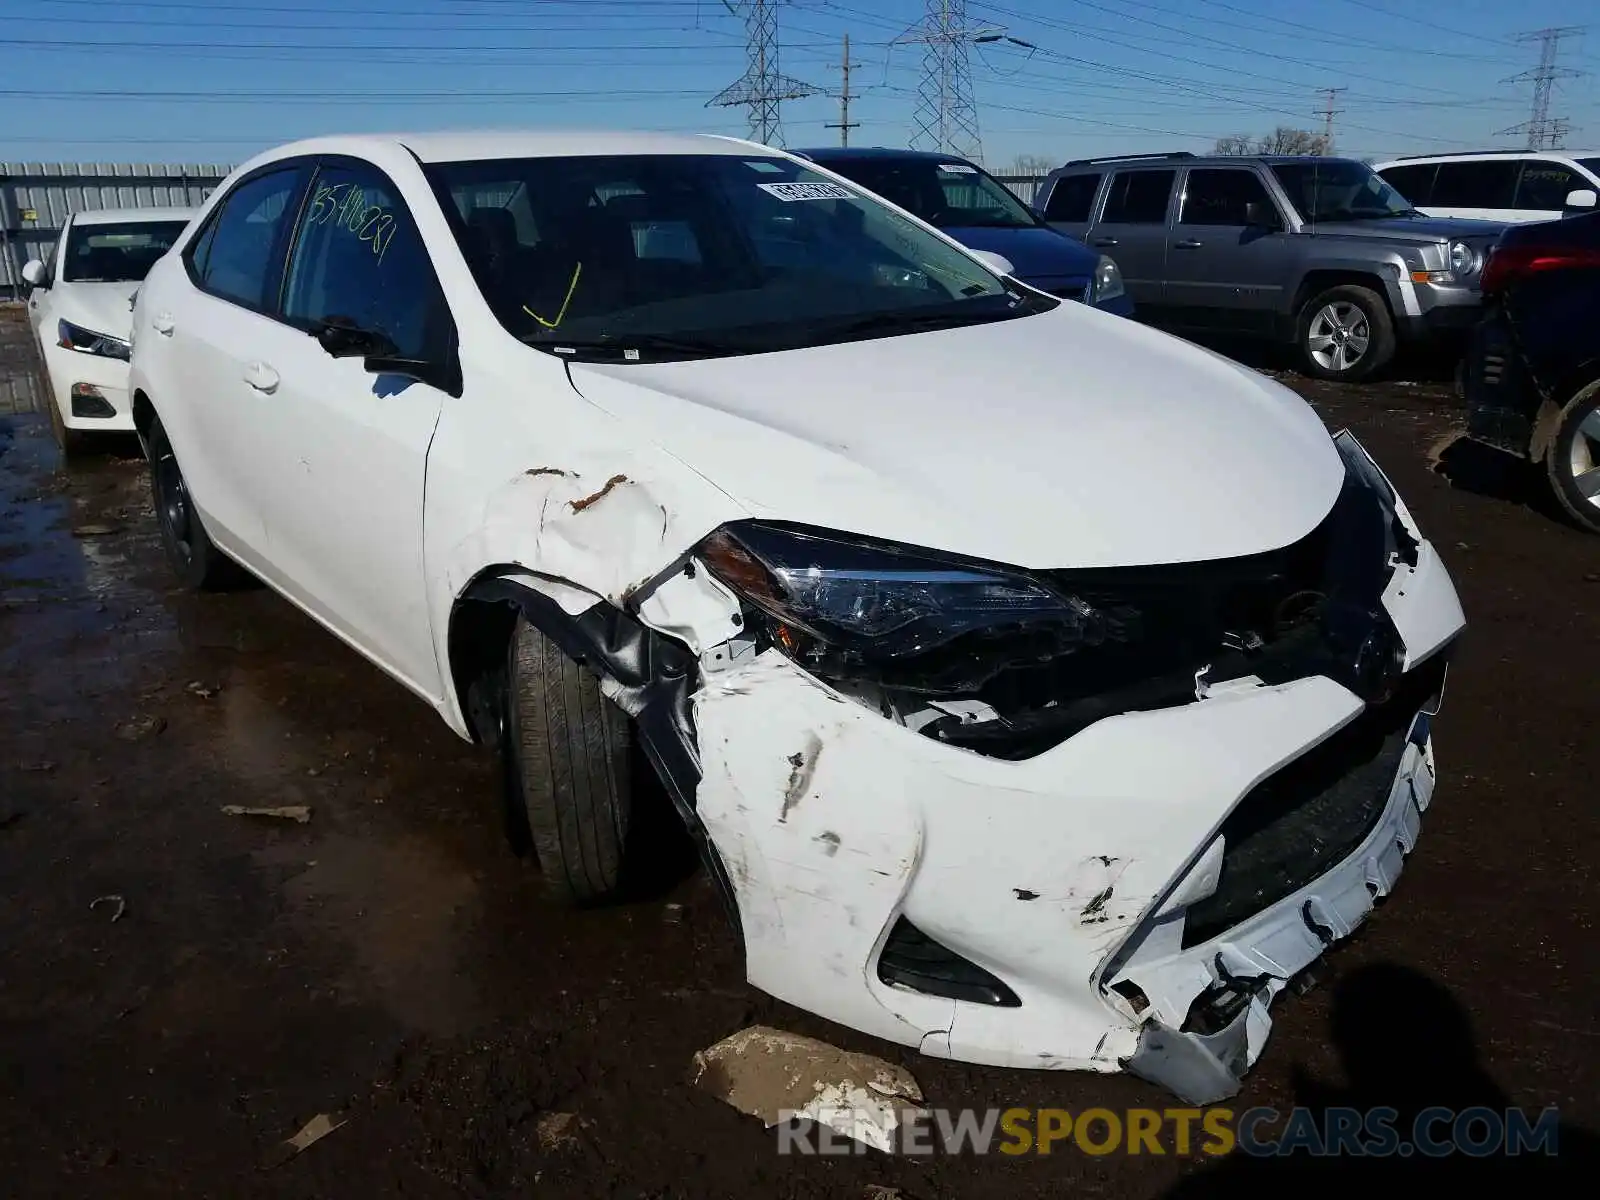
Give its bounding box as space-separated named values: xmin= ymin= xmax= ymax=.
xmin=70 ymin=384 xmax=116 ymax=419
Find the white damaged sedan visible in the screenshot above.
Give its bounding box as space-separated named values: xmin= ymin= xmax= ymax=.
xmin=128 ymin=131 xmax=1464 ymax=1103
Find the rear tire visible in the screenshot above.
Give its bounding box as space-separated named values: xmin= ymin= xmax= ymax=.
xmin=1295 ymin=285 xmax=1395 ymax=382
xmin=505 ymin=617 xmax=632 ymax=905
xmin=147 ymin=414 xmax=243 ymax=590
xmin=1543 ymin=380 xmax=1600 ymax=535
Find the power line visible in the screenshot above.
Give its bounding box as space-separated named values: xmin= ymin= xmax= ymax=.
xmin=1499 ymin=26 xmax=1586 ymax=150
xmin=708 ymin=1 xmax=818 ymax=147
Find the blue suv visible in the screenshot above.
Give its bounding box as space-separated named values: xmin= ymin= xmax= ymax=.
xmin=797 ymin=147 xmax=1134 ymax=317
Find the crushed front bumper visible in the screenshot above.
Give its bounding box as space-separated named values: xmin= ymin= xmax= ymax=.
xmin=686 ymin=523 xmax=1463 ymax=1099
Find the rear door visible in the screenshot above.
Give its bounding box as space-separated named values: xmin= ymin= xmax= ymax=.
xmin=1513 ymin=160 xmax=1589 ymax=223
xmin=1083 ymin=168 xmax=1176 ymax=308
xmin=1428 ymin=159 xmax=1520 ymax=222
xmin=161 ymin=162 xmax=311 ymax=560
xmin=1162 ymin=166 xmax=1291 ymax=331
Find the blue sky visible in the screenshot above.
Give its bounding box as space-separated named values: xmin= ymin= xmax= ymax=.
xmin=1 ymin=0 xmax=1595 ymax=169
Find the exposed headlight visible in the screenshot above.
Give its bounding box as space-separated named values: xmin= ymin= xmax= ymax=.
xmin=1448 ymin=240 xmax=1479 ymax=279
xmin=698 ymin=522 xmax=1129 ymax=693
xmin=1087 ymin=254 xmax=1125 ymax=304
xmin=57 ymin=319 xmax=130 ymax=361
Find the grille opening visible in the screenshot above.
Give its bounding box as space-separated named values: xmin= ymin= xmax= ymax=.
xmin=877 ymin=917 xmax=1020 ymax=1007
xmin=1180 ymin=651 xmax=1447 ymax=949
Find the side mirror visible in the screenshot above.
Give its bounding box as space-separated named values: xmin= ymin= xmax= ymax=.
xmin=1564 ymin=188 xmax=1597 ymax=212
xmin=20 ymin=259 xmax=46 ymax=289
xmin=970 ymin=248 xmax=1015 ymax=277
xmin=315 ymin=320 xmax=396 ymax=360
xmin=1244 ymin=201 xmax=1280 ymax=229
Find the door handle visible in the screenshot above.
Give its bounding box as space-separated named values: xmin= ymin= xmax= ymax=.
xmin=243 ymin=361 xmax=280 ymax=394
xmin=1090 ymin=236 xmax=1119 ymax=247
xmin=152 ymin=312 xmax=175 ymax=336
xmin=1174 ymin=239 xmax=1205 ymax=249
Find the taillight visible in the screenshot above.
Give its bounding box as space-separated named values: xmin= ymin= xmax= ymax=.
xmin=1480 ymin=243 xmax=1600 ymax=295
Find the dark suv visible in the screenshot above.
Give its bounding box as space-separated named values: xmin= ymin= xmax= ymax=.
xmin=798 ymin=147 xmax=1134 ymax=316
xmin=1036 ymin=152 xmax=1505 ymax=380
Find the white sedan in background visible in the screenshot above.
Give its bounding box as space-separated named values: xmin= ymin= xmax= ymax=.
xmin=128 ymin=131 xmax=1464 ymax=1103
xmin=22 ymin=207 xmax=193 ymax=453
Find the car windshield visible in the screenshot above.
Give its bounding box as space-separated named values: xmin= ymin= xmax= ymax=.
xmin=61 ymin=220 xmax=188 ymax=282
xmin=1271 ymin=161 xmax=1416 ymax=223
xmin=817 ymin=156 xmax=1040 ymax=230
xmin=425 ymin=153 xmax=1047 ymax=361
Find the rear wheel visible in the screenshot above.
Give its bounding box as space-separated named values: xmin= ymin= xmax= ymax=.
xmin=1543 ymin=380 xmax=1600 ymax=535
xmin=147 ymin=414 xmax=242 ymax=589
xmin=505 ymin=617 xmax=632 ymax=905
xmin=1296 ymin=285 xmax=1395 ymax=382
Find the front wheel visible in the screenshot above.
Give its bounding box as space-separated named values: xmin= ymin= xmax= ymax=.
xmin=505 ymin=617 xmax=632 ymax=905
xmin=47 ymin=393 xmax=85 ymax=460
xmin=1295 ymin=285 xmax=1395 ymax=382
xmin=1543 ymin=380 xmax=1600 ymax=535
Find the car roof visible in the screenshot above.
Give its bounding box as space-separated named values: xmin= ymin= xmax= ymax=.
xmin=258 ymin=130 xmax=770 ymax=165
xmin=796 ymin=146 xmax=975 ymax=165
xmin=1050 ymin=155 xmax=1359 ymax=173
xmin=1375 ymin=150 xmax=1600 ymax=166
xmin=70 ymin=206 xmax=195 ymax=226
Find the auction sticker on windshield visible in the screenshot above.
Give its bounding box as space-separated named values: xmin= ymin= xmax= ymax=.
xmin=939 ymin=163 xmax=977 ymax=174
xmin=758 ymin=181 xmax=856 ymax=201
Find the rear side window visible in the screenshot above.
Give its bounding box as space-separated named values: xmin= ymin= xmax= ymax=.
xmin=1101 ymin=170 xmax=1175 ymax=224
xmin=1179 ymin=169 xmax=1276 ymax=225
xmin=1430 ymin=161 xmax=1518 ymax=209
xmin=281 ymin=161 xmax=446 ymax=362
xmin=1043 ymin=173 xmax=1101 ymax=222
xmin=188 ymin=167 xmax=305 ymax=310
xmin=1515 ymin=160 xmax=1585 ymax=211
xmin=1377 ymin=163 xmax=1437 ymax=205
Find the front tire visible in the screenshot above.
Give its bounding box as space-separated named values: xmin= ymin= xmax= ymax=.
xmin=47 ymin=394 xmax=85 ymax=459
xmin=147 ymin=414 xmax=241 ymax=590
xmin=1543 ymin=380 xmax=1600 ymax=535
xmin=1296 ymin=285 xmax=1395 ymax=382
xmin=505 ymin=617 xmax=632 ymax=905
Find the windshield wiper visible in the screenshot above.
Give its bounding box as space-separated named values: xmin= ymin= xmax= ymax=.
xmin=825 ymin=300 xmax=1033 ymax=342
xmin=522 ymin=332 xmax=737 ymax=361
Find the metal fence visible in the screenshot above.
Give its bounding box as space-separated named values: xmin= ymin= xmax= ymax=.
xmin=1 ymin=162 xmax=233 ymax=297
xmin=991 ymin=173 xmax=1049 ymax=205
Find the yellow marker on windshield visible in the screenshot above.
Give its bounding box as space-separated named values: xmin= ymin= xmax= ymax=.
xmin=523 ymin=262 xmax=583 ymax=329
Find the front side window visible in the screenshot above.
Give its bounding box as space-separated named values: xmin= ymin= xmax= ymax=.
xmin=1515 ymin=161 xmax=1583 ymax=211
xmin=425 ymin=153 xmax=1043 ymax=361
xmin=61 ymin=220 xmax=188 ymax=283
xmin=821 ymin=157 xmax=1040 ymax=230
xmin=1180 ymin=169 xmax=1278 ymax=226
xmin=1100 ymin=170 xmax=1176 ymax=224
xmin=1429 ymin=160 xmax=1518 ymax=209
xmin=1043 ymin=173 xmax=1101 ymax=222
xmin=192 ymin=168 xmax=305 ymax=309
xmin=1270 ymin=161 xmax=1415 ymax=222
xmin=281 ymin=162 xmax=444 ymax=361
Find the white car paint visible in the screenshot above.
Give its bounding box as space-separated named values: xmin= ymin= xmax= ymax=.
xmin=1374 ymin=150 xmax=1600 ymax=225
xmin=24 ymin=206 xmax=194 ymax=437
xmin=129 ymin=131 xmax=1466 ymax=1103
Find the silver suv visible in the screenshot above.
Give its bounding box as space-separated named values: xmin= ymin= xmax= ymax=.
xmin=1036 ymin=153 xmax=1506 ymax=381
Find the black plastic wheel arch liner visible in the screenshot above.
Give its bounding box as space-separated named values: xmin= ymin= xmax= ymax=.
xmin=457 ymin=574 xmax=741 ymax=932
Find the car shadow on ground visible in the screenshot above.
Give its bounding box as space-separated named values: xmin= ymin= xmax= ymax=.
xmin=1163 ymin=962 xmax=1598 ymax=1197
xmin=1426 ymin=435 xmax=1583 ymax=537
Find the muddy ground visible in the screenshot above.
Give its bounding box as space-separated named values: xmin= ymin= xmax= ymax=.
xmin=1 ymin=306 xmax=1595 ymax=1198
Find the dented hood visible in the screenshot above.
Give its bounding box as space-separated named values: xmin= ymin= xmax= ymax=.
xmin=566 ymin=306 xmax=1345 ymax=569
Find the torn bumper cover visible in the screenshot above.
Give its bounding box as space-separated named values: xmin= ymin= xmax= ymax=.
xmin=642 ymin=430 xmax=1464 ymax=1103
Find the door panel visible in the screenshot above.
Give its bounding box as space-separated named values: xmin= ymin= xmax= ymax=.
xmin=1084 ymin=169 xmax=1176 ymax=307
xmin=1164 ymin=167 xmax=1291 ymax=331
xmin=253 ymin=159 xmax=452 ymax=696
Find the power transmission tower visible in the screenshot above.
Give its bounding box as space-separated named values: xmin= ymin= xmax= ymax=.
xmin=825 ymin=33 xmax=862 ymax=147
xmin=709 ymin=1 xmax=819 ymax=147
xmin=1499 ymin=26 xmax=1585 ymax=150
xmin=898 ymin=1 xmax=1001 ymax=162
xmin=1318 ymin=86 xmax=1347 ymax=151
